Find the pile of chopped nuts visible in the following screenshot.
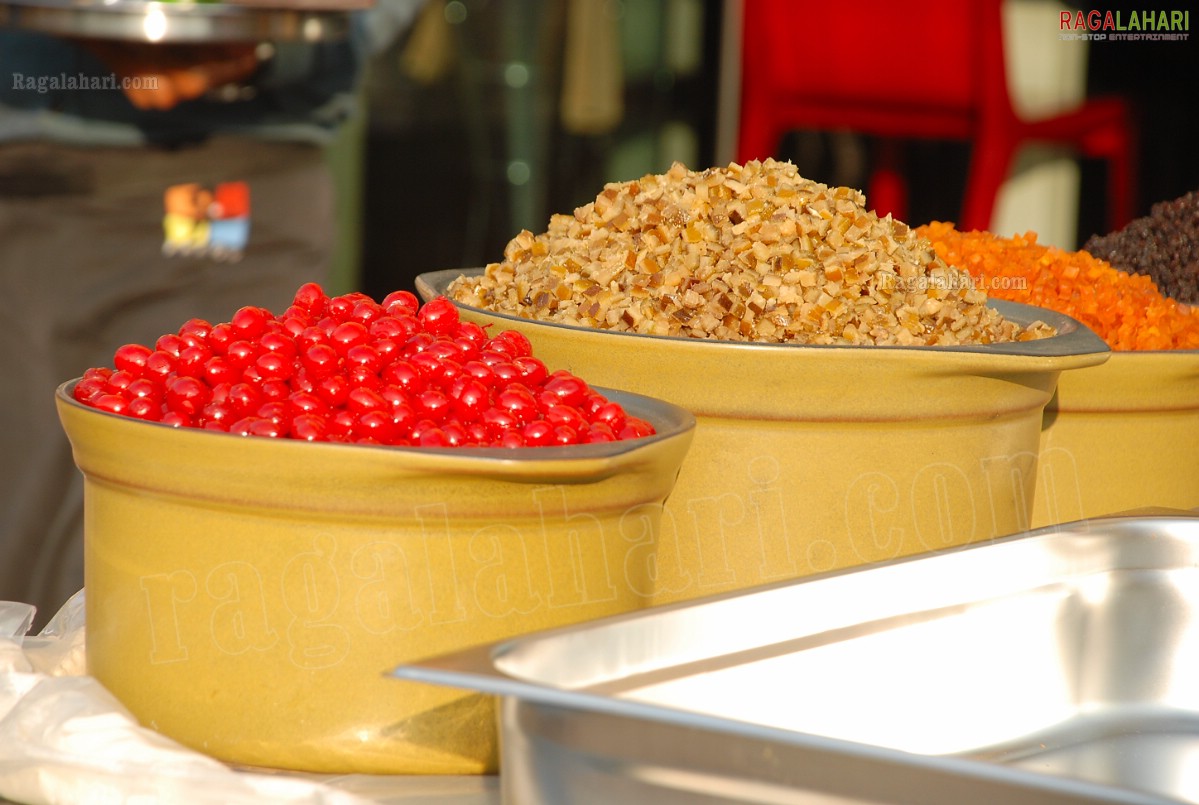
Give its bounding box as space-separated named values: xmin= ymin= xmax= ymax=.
xmin=449 ymin=159 xmax=1054 ymax=346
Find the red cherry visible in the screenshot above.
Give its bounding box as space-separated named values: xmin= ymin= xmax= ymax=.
xmin=227 ymin=382 xmax=262 ymax=415
xmin=487 ymin=330 xmax=532 ymax=359
xmin=230 ymin=306 xmax=270 ymax=339
xmin=256 ymin=400 xmax=288 ymax=426
xmin=114 ymin=343 xmax=153 ymax=376
xmin=585 ymin=422 xmax=617 ymax=443
xmin=543 ymin=373 xmax=588 ymax=407
xmin=496 ymin=386 xmax=538 ymax=424
xmin=330 ymin=321 xmax=370 ymax=355
xmin=177 ymin=345 xmax=212 ymax=377
xmin=255 ymin=351 xmax=295 ymax=381
xmin=207 ymin=322 xmax=236 ymax=355
xmin=496 ymin=431 xmax=526 ymax=448
xmin=418 ymin=297 xmax=460 ymax=335
xmin=326 ymin=295 xmax=357 ymax=320
xmin=590 ymin=400 xmax=627 ymax=431
xmin=390 ymin=400 xmax=417 ymax=434
xmin=126 ymin=377 xmax=164 ymax=403
xmin=287 ymin=390 xmax=329 ymax=419
xmin=346 ymin=386 xmax=387 ymax=416
xmin=512 ymin=356 xmax=548 ymax=387
xmin=260 ymin=378 xmax=291 ymax=402
xmin=460 ymin=360 xmax=496 ymax=386
xmin=292 ymin=282 xmax=327 ymax=315
xmin=297 ymin=325 xmax=328 ymax=351
xmin=248 ymin=418 xmax=285 ymax=438
xmin=381 ymin=359 xmax=423 ymax=394
xmin=403 ymin=332 xmax=436 ymax=357
xmin=160 ymin=410 xmax=192 ymax=428
xmin=301 ymin=343 xmax=340 ymax=379
xmin=351 ymin=300 xmax=385 ymax=326
xmin=546 ymin=403 xmax=588 ymax=433
xmin=259 ymin=331 xmax=297 ymax=360
xmin=125 ymin=396 xmax=162 ymax=421
xmin=356 ymin=410 xmax=398 ymax=443
xmin=144 ymin=350 xmax=176 ymax=379
xmin=491 ymin=361 xmax=521 ymax=385
xmin=203 ymin=356 xmax=238 ymax=386
xmin=415 ymin=389 xmax=452 ymax=422
xmin=481 ymin=406 xmax=519 ymax=437
xmin=618 ymin=417 xmax=656 ymax=439
xmin=450 ymin=377 xmax=490 ymax=422
xmin=441 ymin=421 xmax=469 ymax=446
xmin=104 ymin=369 xmax=136 ymax=393
xmin=455 ymin=321 xmax=489 ymax=348
xmin=551 ymin=424 xmax=580 ymax=445
xmin=177 ymin=318 xmax=213 ymax=347
xmin=327 ymin=409 xmax=356 ymax=441
xmin=346 ymin=364 xmax=382 ymax=391
xmin=382 ymin=290 xmax=420 ymax=316
xmin=314 ymin=374 xmax=350 ymax=408
xmin=77 ymin=282 xmax=651 ymax=449
xmin=291 ymin=413 xmax=328 ymax=442
xmin=522 ymin=420 xmax=555 ymax=447
xmin=345 ymin=344 xmax=383 ymax=374
xmin=200 ymin=401 xmax=235 ymax=426
xmin=165 ymin=376 xmax=212 ymax=418
xmin=225 ymin=340 xmax=258 ymax=369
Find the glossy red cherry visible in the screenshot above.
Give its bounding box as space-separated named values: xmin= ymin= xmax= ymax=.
xmin=418 ymin=296 xmax=460 ymax=335
xmin=114 ymin=343 xmax=154 ymax=376
xmin=76 ymin=283 xmax=654 ymax=447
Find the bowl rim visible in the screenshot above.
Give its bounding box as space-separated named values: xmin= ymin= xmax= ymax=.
xmin=56 ymin=379 xmax=697 ymax=463
xmin=416 ymin=268 xmax=1117 ymax=359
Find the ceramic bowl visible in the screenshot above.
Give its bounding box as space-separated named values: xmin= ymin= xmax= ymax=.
xmin=1032 ymin=350 xmax=1199 ymax=526
xmin=418 ymin=269 xmax=1110 ymax=606
xmin=56 ymin=381 xmax=694 ymax=774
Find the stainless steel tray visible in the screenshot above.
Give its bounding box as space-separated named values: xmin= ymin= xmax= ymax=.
xmin=0 ymin=0 xmax=354 ymax=43
xmin=396 ymin=512 xmax=1199 ymax=805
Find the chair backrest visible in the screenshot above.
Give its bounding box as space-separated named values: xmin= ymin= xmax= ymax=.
xmin=739 ymin=0 xmax=1011 ymax=147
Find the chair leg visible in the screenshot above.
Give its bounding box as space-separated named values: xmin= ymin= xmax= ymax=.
xmin=961 ymin=136 xmax=1016 ymax=233
xmin=736 ymin=108 xmax=782 ymax=164
xmin=868 ymin=139 xmax=908 ymax=222
xmin=1104 ymin=131 xmax=1136 ymax=232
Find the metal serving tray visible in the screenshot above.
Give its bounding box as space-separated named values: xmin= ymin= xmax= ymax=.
xmin=0 ymin=0 xmax=355 ymax=43
xmin=396 ymin=512 xmax=1199 ymax=805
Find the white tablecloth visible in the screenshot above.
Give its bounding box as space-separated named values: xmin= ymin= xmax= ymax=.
xmin=0 ymin=594 xmax=499 ymax=805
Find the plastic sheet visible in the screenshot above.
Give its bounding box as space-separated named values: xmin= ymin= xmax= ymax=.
xmin=0 ymin=592 xmax=371 ymax=805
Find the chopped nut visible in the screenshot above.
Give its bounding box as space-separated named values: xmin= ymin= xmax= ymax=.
xmin=449 ymin=159 xmax=1053 ymax=346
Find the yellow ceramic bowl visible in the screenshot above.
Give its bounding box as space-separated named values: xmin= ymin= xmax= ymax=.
xmin=418 ymin=269 xmax=1109 ymax=606
xmin=1032 ymin=350 xmax=1199 ymax=526
xmin=56 ymin=382 xmax=694 ymax=775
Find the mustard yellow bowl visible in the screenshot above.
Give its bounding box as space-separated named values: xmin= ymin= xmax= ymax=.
xmin=1032 ymin=350 xmax=1199 ymax=526
xmin=56 ymin=381 xmax=694 ymax=775
xmin=418 ymin=269 xmax=1109 ymax=606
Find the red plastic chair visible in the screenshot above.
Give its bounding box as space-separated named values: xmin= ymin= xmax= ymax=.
xmin=736 ymin=0 xmax=1136 ymax=232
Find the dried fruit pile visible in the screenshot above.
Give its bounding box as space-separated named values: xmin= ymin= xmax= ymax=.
xmin=72 ymin=284 xmax=654 ymax=447
xmin=918 ymin=222 xmax=1199 ymax=351
xmin=1083 ymin=190 xmax=1199 ymax=305
xmin=450 ymin=159 xmax=1053 ymax=346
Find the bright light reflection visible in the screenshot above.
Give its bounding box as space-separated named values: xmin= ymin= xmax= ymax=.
xmin=620 ymin=591 xmax=1077 ymax=755
xmin=142 ymin=5 xmax=167 ymax=42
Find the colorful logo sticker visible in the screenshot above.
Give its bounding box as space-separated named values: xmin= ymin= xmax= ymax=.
xmin=163 ymin=181 xmax=250 ymax=261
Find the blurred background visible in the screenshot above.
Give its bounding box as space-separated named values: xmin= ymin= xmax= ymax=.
xmin=352 ymin=0 xmax=1199 ymax=301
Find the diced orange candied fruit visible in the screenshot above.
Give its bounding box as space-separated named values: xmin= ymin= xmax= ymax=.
xmin=916 ymin=222 xmax=1199 ymax=351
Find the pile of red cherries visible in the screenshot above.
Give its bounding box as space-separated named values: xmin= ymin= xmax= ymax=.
xmin=73 ymin=283 xmax=654 ymax=448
